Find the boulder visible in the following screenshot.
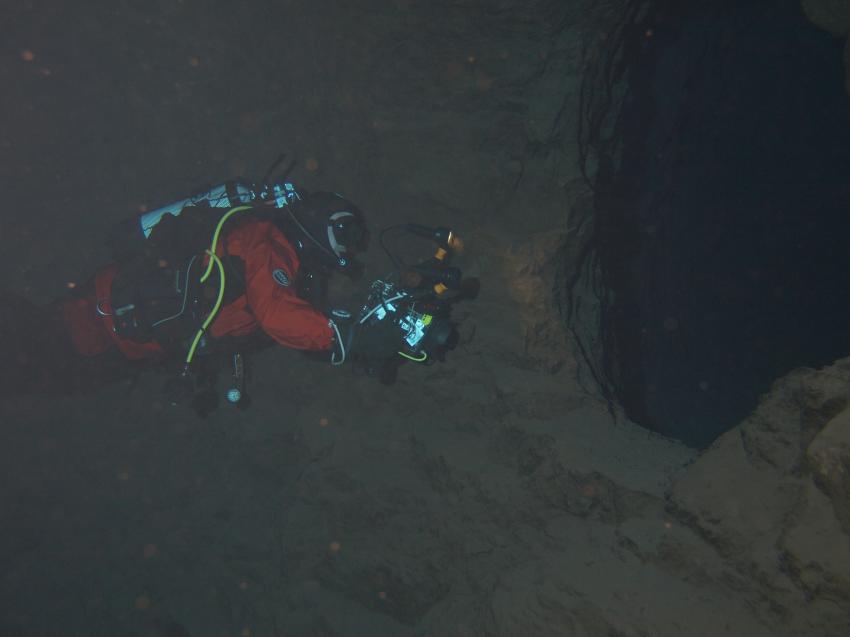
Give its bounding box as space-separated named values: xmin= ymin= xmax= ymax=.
xmin=807 ymin=406 xmax=850 ymax=533
xmin=670 ymin=358 xmax=850 ymax=636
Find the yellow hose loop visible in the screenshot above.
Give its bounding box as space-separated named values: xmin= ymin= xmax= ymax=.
xmin=200 ymin=205 xmax=254 ymax=283
xmin=398 ymin=351 xmax=427 ymax=362
xmin=186 ymin=250 xmax=226 ymax=365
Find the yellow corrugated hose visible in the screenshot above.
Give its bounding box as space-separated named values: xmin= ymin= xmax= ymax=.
xmin=185 ymin=250 xmax=225 ymax=365
xmin=186 ymin=205 xmax=254 ymax=364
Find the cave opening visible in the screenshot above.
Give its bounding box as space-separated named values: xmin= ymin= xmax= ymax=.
xmin=592 ymin=0 xmax=850 ymax=447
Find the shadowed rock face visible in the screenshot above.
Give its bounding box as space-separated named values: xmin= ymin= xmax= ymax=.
xmin=583 ymin=0 xmax=850 ymax=446
xmin=644 ymin=17 xmax=850 ymax=631
xmin=807 ymin=408 xmax=850 ymax=534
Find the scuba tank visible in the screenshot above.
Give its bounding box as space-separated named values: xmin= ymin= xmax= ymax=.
xmin=108 ymin=179 xmax=301 ymax=258
xmin=138 ymin=180 xmax=300 ymax=239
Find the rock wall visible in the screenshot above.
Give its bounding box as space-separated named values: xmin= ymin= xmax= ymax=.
xmin=556 ymin=1 xmax=646 ymax=404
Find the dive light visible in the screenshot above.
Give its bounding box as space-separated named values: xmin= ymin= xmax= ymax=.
xmin=404 ymin=224 xmax=463 ymax=252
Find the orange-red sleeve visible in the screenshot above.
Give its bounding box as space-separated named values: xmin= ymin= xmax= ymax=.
xmin=239 ymin=222 xmax=334 ymax=350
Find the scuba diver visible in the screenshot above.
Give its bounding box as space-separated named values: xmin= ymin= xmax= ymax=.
xmin=1 ymin=175 xmax=469 ymax=413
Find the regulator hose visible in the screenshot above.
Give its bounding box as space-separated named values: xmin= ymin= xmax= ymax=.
xmin=186 ymin=204 xmax=254 ymax=365
xmin=185 ymin=250 xmax=226 ymax=365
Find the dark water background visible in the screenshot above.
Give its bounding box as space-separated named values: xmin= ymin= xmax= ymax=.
xmin=602 ymin=1 xmax=850 ymax=446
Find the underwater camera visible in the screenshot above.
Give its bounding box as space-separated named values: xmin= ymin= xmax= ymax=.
xmin=354 ymin=224 xmax=471 ymax=374
xmin=357 ymin=278 xmax=459 ymax=361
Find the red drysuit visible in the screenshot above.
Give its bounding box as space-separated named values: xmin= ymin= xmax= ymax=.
xmin=60 ymin=219 xmax=334 ymax=360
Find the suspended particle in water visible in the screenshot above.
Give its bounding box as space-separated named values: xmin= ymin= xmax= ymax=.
xmin=134 ymin=595 xmax=152 ymax=610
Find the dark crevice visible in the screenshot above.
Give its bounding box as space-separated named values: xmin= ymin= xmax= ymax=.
xmin=572 ymin=0 xmax=850 ymax=447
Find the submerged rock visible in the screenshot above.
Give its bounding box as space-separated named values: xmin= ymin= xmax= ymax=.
xmin=671 ymin=357 xmax=850 ymax=636
xmin=807 ymin=406 xmax=850 ymax=534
